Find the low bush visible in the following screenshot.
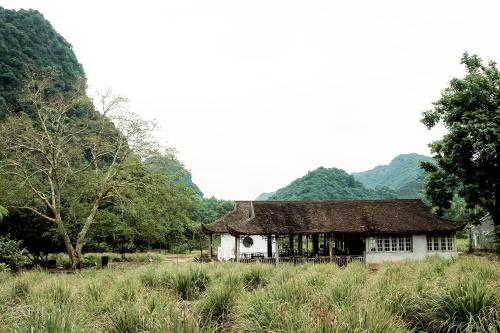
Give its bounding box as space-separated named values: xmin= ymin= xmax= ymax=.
xmin=0 ymin=235 xmax=29 ymax=271
xmin=243 ymin=266 xmax=270 ymax=290
xmin=198 ymin=285 xmax=239 ymax=329
xmin=172 ymin=266 xmax=210 ymax=300
xmin=424 ymin=279 xmax=496 ymax=332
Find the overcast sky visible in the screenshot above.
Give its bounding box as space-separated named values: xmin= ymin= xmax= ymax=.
xmin=3 ymin=1 xmax=500 ymax=199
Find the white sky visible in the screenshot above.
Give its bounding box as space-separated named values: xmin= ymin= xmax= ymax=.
xmin=3 ymin=1 xmax=500 ymax=200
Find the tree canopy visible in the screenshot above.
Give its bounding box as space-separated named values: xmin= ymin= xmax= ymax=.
xmin=421 ymin=53 xmax=500 ymax=231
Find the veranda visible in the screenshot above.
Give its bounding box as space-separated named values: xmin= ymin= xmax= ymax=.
xmin=208 ymin=232 xmax=366 ymax=265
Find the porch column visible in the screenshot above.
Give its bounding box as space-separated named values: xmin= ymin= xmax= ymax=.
xmin=275 ymin=235 xmax=279 ymax=264
xmin=328 ymin=234 xmax=333 ymax=262
xmin=235 ymin=235 xmax=240 ymax=262
xmin=267 ymin=235 xmax=273 ymax=258
xmin=289 ymin=234 xmax=294 ymax=256
xmin=297 ymin=235 xmax=303 ymax=256
xmin=208 ymin=233 xmax=213 ymax=259
xmin=312 ymin=234 xmax=319 ymax=256
xmin=323 ymin=234 xmax=327 ymax=255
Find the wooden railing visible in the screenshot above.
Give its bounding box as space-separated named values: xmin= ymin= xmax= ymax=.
xmin=238 ymin=255 xmax=365 ymax=266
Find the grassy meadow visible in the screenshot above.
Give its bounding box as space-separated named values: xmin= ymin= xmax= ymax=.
xmin=0 ymin=255 xmax=499 ymax=333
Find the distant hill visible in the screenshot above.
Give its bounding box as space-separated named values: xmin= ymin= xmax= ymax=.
xmin=256 ymin=192 xmax=275 ymax=201
xmin=269 ymin=167 xmax=397 ymax=201
xmin=144 ymin=155 xmax=203 ymax=197
xmin=352 ymin=153 xmax=433 ymax=198
xmin=0 ymin=7 xmax=85 ymax=116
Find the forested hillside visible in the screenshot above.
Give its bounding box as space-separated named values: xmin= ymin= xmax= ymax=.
xmin=0 ymin=7 xmax=226 ymax=267
xmin=269 ymin=167 xmax=397 ymax=201
xmin=352 ymin=153 xmax=433 ymax=198
xmin=145 ymin=154 xmax=203 ymax=197
xmin=256 ymin=192 xmax=275 ymax=200
xmin=0 ymin=7 xmax=84 ymax=116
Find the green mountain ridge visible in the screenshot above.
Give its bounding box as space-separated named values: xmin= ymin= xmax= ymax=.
xmin=268 ymin=167 xmax=397 ymax=201
xmin=352 ymin=153 xmax=433 ymax=198
xmin=0 ymin=7 xmax=85 ymax=116
xmin=256 ymin=192 xmax=275 ymax=201
xmin=256 ymin=153 xmax=432 ymax=201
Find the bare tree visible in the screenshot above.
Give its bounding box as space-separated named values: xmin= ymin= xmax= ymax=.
xmin=0 ymin=69 xmax=156 ymax=269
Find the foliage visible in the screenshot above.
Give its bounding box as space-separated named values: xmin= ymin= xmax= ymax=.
xmin=269 ymin=167 xmax=398 ymax=201
xmin=0 ymin=7 xmax=84 ymax=117
xmin=0 ymin=210 xmax=64 ymax=263
xmin=421 ymin=53 xmax=500 ymax=234
xmin=0 ymin=235 xmax=29 ymax=271
xmin=352 ymin=153 xmax=434 ymax=199
xmin=191 ymin=197 xmax=234 ymax=225
xmin=0 ymin=69 xmax=166 ymax=269
xmin=0 ymin=205 xmax=7 ymax=220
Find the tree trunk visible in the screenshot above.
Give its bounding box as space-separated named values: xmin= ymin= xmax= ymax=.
xmin=55 ymin=213 xmax=79 ymax=269
xmin=72 ymin=194 xmax=104 ymax=269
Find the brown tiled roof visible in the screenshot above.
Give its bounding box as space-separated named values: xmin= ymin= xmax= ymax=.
xmin=201 ymin=201 xmax=253 ymax=234
xmin=203 ymin=199 xmax=464 ymax=235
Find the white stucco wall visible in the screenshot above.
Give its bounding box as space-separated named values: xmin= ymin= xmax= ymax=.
xmin=365 ymin=234 xmax=458 ymax=264
xmin=218 ymin=234 xmax=276 ymax=261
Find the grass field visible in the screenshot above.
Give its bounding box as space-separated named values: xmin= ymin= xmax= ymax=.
xmin=0 ymin=255 xmax=499 ymax=333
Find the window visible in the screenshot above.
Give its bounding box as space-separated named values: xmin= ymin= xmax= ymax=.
xmin=384 ymin=237 xmax=390 ymax=251
xmin=242 ymin=236 xmax=254 ymax=248
xmin=370 ymin=235 xmax=412 ymax=252
xmin=377 ymin=237 xmax=384 ymax=252
xmin=427 ymin=235 xmax=454 ymax=251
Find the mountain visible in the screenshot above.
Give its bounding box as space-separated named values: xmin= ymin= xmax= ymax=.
xmin=144 ymin=155 xmax=203 ymax=197
xmin=256 ymin=192 xmax=275 ymax=201
xmin=352 ymin=153 xmax=433 ymax=198
xmin=268 ymin=167 xmax=397 ymax=201
xmin=0 ymin=7 xmax=84 ymax=116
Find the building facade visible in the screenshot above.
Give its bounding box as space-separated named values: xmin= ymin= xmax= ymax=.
xmin=202 ymin=200 xmax=463 ymax=264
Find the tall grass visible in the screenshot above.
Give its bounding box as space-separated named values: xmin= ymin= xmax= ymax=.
xmin=0 ymin=255 xmax=498 ymax=333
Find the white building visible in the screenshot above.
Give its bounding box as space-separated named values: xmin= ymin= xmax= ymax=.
xmin=203 ymin=200 xmax=463 ymax=264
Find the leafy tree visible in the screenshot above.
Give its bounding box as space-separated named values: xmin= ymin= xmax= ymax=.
xmin=0 ymin=70 xmax=157 ymax=268
xmin=190 ymin=197 xmax=234 ymax=253
xmin=421 ymin=53 xmax=500 ymax=234
xmin=89 ymin=156 xmax=198 ymax=253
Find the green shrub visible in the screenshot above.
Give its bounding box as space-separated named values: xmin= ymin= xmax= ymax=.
xmin=111 ymin=305 xmax=147 ymax=333
xmin=0 ymin=262 xmax=10 ymax=273
xmin=85 ymin=282 xmax=103 ymax=307
xmin=198 ymin=285 xmax=239 ymax=328
xmin=425 ymin=279 xmax=496 ymax=332
xmin=172 ymin=266 xmax=210 ymax=300
xmin=0 ymin=235 xmax=29 ymax=271
xmin=118 ymin=280 xmax=138 ymax=302
xmin=170 ymin=243 xmax=191 ymax=254
xmin=243 ymin=266 xmax=269 ymax=290
xmin=50 ymin=284 xmax=73 ymax=308
xmin=140 ymin=267 xmax=163 ymax=289
xmin=26 ymin=306 xmax=89 ymax=333
xmin=334 ymin=304 xmax=408 ymax=333
xmin=11 ymin=279 xmax=30 ymax=300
